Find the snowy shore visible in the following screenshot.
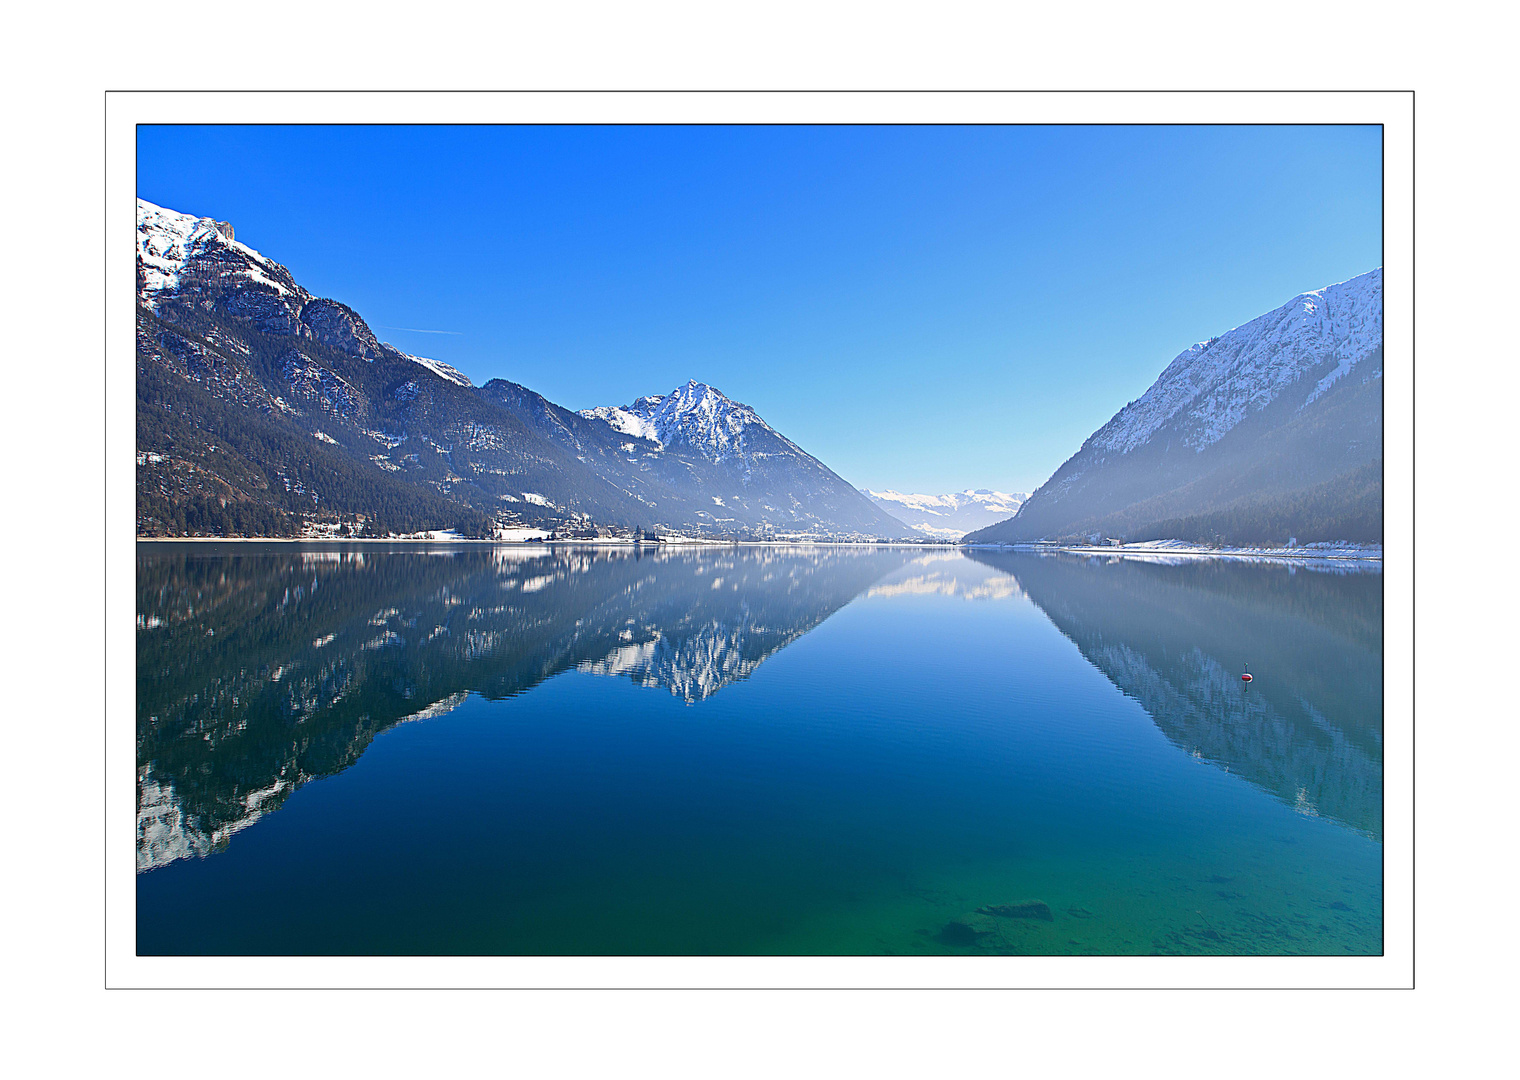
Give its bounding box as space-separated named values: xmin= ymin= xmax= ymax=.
xmin=963 ymin=539 xmax=1382 ymax=563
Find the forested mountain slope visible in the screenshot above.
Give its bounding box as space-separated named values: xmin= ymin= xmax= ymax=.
xmin=136 ymin=199 xmax=904 ymax=539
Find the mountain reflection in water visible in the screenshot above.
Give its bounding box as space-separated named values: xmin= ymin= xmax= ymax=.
xmin=136 ymin=543 xmax=922 ymax=871
xmin=970 ymin=549 xmax=1383 ymax=839
xmin=137 ymin=544 xmax=1384 ymax=956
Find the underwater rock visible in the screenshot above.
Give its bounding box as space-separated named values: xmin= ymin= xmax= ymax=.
xmin=977 ymin=900 xmax=1055 ymax=921
xmin=939 ymin=912 xmax=1002 ymax=945
xmin=938 ymin=921 xmax=981 ymax=946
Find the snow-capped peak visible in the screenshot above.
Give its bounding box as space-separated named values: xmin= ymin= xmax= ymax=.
xmin=581 ymin=381 xmax=800 ymax=464
xmin=137 ymin=197 xmax=298 ymax=305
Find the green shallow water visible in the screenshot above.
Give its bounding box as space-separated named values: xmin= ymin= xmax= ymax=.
xmin=136 ymin=543 xmax=1382 ymax=955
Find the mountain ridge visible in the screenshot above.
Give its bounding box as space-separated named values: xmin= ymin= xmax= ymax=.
xmin=135 ymin=198 xmax=908 ymax=540
xmin=966 ymin=268 xmax=1383 ymax=545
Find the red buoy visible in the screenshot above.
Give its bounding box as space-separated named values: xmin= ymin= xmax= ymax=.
xmin=1241 ymin=673 xmax=1253 ymax=682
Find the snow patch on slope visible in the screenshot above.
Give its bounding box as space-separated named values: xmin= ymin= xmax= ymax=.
xmin=582 ymin=404 xmax=664 ymax=444
xmin=395 ymin=351 xmax=473 ymax=388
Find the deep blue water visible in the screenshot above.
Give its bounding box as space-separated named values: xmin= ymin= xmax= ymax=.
xmin=136 ymin=544 xmax=1382 ymax=954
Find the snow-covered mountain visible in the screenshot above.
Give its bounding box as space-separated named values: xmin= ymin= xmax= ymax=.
xmin=865 ymin=488 xmax=1027 ymax=538
xmin=1087 ymin=268 xmax=1382 ymax=457
xmin=569 ymin=382 xmax=913 ymax=537
xmin=583 ymin=381 xmax=804 ymax=467
xmin=138 ymin=200 xmax=295 ymax=305
xmin=135 ymin=198 xmax=908 ymax=539
xmin=968 ymin=268 xmax=1383 ymax=545
xmin=138 ymin=199 xmax=471 ymax=387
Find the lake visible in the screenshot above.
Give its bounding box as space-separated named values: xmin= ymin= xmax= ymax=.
xmin=136 ymin=543 xmax=1382 ymax=955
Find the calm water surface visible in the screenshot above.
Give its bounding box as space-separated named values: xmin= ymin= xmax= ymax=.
xmin=136 ymin=543 xmax=1382 ymax=955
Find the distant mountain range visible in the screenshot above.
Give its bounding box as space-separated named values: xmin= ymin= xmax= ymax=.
xmin=864 ymin=489 xmax=1027 ymax=539
xmin=136 ymin=199 xmax=910 ymax=540
xmin=966 ymin=268 xmax=1383 ymax=545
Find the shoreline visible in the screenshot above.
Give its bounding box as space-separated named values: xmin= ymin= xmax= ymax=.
xmin=133 ymin=536 xmax=955 ymax=548
xmin=134 ymin=535 xmax=1382 ymax=560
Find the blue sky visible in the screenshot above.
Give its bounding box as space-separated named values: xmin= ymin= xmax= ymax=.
xmin=138 ymin=124 xmax=1382 ymax=494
